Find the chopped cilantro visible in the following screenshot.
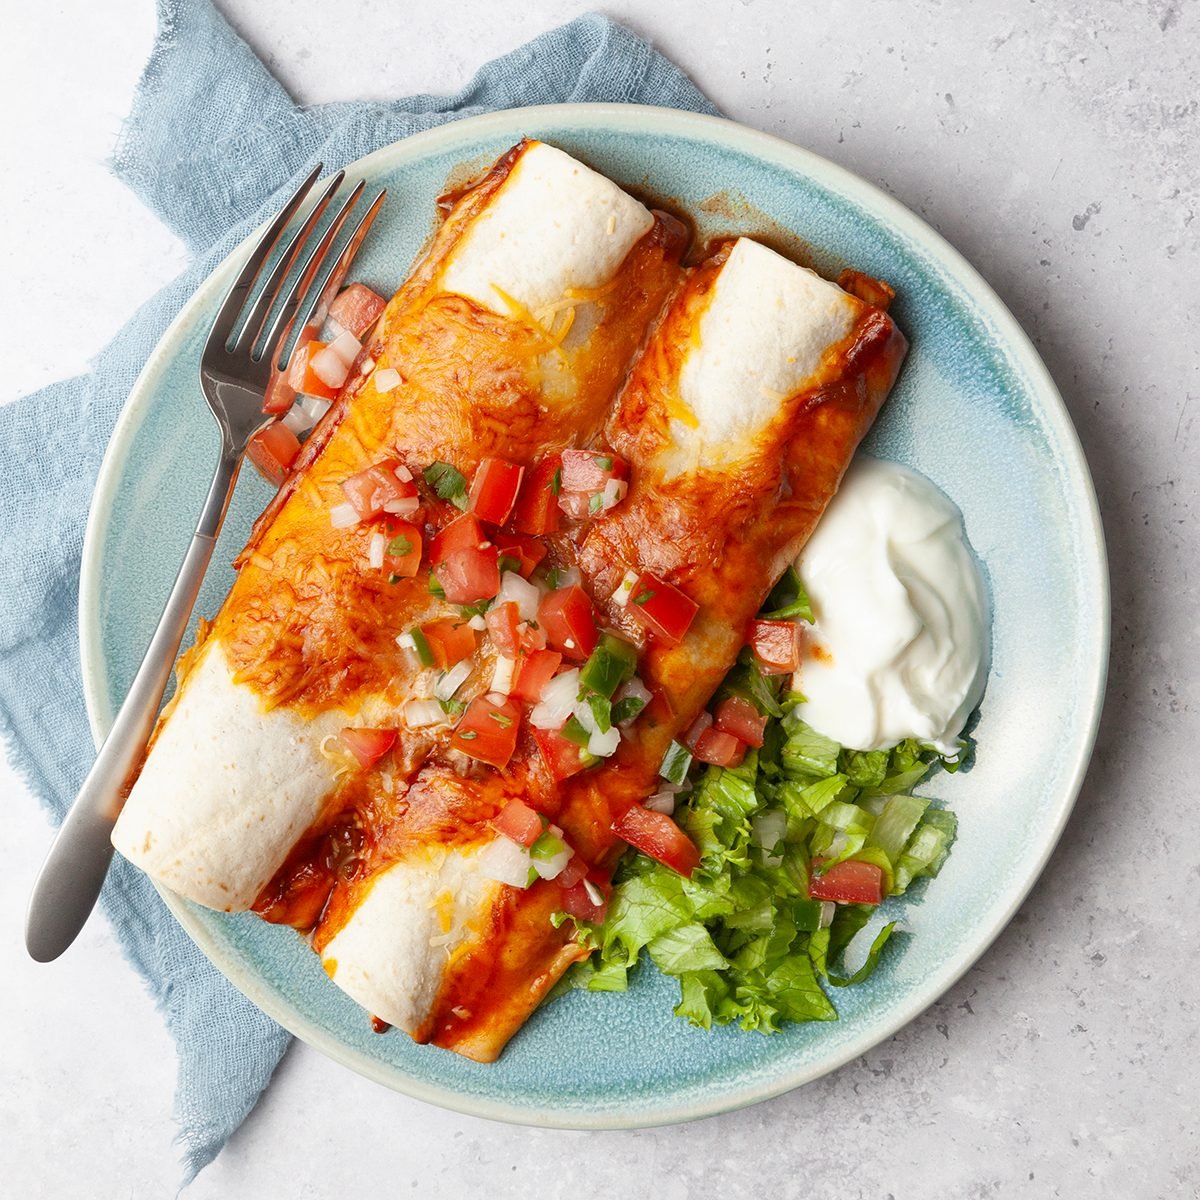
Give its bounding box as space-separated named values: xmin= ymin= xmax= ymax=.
xmin=424 ymin=461 xmax=469 ymax=510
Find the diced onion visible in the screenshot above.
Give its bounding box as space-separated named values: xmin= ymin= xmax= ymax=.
xmin=530 ymin=669 xmax=580 ymax=729
xmin=573 ymin=698 xmax=598 ymax=734
xmin=751 ymin=810 xmax=787 ymax=852
xmin=300 ymin=393 xmax=332 ymax=423
xmin=583 ymin=880 xmax=605 ymax=906
xmin=467 ymin=615 xmax=487 ymax=631
xmin=435 ymin=660 xmax=472 ymax=701
xmin=685 ymin=711 xmax=713 ymax=749
xmin=819 ymin=901 xmax=836 ymax=928
xmin=531 ymin=845 xmax=573 ymax=881
xmin=393 ymin=464 xmax=413 ymax=482
xmin=367 ymin=531 xmax=386 ymax=570
xmin=374 ymin=367 xmax=402 ymax=394
xmin=360 ymin=357 xmax=375 ymax=374
xmin=382 ymin=496 xmax=420 ymax=515
xmin=281 ymin=405 xmax=316 ymax=437
xmin=404 ymin=699 xmax=445 ymax=728
xmin=395 ymin=632 xmax=416 ymax=650
xmin=574 ymin=703 xmax=619 ymax=756
xmin=476 ymin=837 xmax=532 ymax=888
xmin=330 ymin=501 xmax=360 ymax=529
xmin=613 ymin=676 xmax=651 ymax=723
xmin=556 ymin=566 xmax=582 ymax=588
xmin=310 ymin=345 xmax=351 ymax=389
xmin=328 ymin=330 xmax=362 ymax=366
xmin=588 ymin=725 xmax=620 ymax=758
xmin=612 ymin=569 xmax=639 ymax=607
xmin=491 ymin=655 xmax=517 ymax=696
xmin=497 ymin=571 xmax=543 ymax=622
xmin=600 ymin=478 xmax=628 ymax=510
xmin=321 ymin=317 xmax=347 ymax=342
xmin=643 ymin=791 xmax=676 ymax=815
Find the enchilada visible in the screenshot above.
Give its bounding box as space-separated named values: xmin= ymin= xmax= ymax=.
xmin=312 ymin=236 xmax=906 ymax=1059
xmin=111 ymin=141 xmax=686 ymax=911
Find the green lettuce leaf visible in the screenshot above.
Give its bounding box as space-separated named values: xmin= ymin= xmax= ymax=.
xmin=759 ymin=566 xmax=815 ymax=624
xmin=556 ymin=630 xmax=961 ymax=1036
xmin=781 ymin=718 xmax=841 ymax=777
xmin=647 ymin=924 xmax=730 ymax=975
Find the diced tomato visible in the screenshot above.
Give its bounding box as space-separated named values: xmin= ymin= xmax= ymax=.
xmin=747 ymin=619 xmax=803 ymax=675
xmin=451 ymin=696 xmax=521 ymax=769
xmin=493 ymin=532 xmax=546 ymax=579
xmin=468 ymin=458 xmax=525 ymax=526
xmin=328 ymin=283 xmax=386 ymax=339
xmin=560 ymin=448 xmax=628 ymax=492
xmin=381 ymin=522 xmax=422 ymax=579
xmin=510 ymin=455 xmax=562 ymax=535
xmin=560 ymin=879 xmax=609 ymax=922
xmin=246 ymin=421 xmax=302 ymax=486
xmin=538 ymin=585 xmax=598 ymax=660
xmin=693 ymin=727 xmax=746 ymax=768
xmin=557 ymin=855 xmax=589 ymax=889
xmin=510 ymin=649 xmax=562 ymax=703
xmin=420 ymin=619 xmax=477 ymax=668
xmin=262 ymin=368 xmax=298 ymax=415
xmin=341 ymin=459 xmax=418 ymax=521
xmin=713 ymin=696 xmax=768 ymax=748
xmin=264 ymin=322 xmax=320 ymax=413
xmin=287 ymin=340 xmax=339 ymax=401
xmin=436 ymin=544 xmax=501 ymax=604
xmin=531 ymin=724 xmax=595 ymax=781
xmin=338 ymin=727 xmax=396 ymax=769
xmin=627 ymin=573 xmax=698 ymax=646
xmin=807 ymin=859 xmax=885 ymax=905
xmin=485 ymin=602 xmax=522 ymax=657
xmin=429 ymin=513 xmax=486 ymax=566
xmin=612 ymin=805 xmax=700 ymax=877
xmin=491 ymin=798 xmax=545 ymax=847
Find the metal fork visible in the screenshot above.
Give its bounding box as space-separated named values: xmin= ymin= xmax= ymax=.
xmin=25 ymin=166 xmax=386 ymax=962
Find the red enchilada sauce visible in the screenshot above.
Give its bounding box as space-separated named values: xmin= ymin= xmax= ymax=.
xmin=224 ymin=147 xmax=904 ymax=1062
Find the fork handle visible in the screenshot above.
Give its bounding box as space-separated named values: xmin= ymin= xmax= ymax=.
xmin=25 ymin=448 xmax=242 ymax=962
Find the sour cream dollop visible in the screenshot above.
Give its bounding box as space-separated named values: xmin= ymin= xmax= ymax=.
xmin=793 ymin=456 xmax=990 ymax=756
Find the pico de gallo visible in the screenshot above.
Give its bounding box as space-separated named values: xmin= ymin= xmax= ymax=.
xmin=246 ymin=279 xmax=960 ymax=1039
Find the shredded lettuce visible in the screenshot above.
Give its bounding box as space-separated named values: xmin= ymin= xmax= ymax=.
xmin=759 ymin=565 xmax=816 ymax=624
xmin=557 ymin=694 xmax=962 ymax=1033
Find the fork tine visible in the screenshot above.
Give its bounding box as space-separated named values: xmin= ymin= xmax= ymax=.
xmin=276 ymin=188 xmax=388 ymax=370
xmin=205 ymin=163 xmax=324 ymax=355
xmin=232 ymin=170 xmax=346 ymax=356
xmin=257 ymin=179 xmax=370 ymax=369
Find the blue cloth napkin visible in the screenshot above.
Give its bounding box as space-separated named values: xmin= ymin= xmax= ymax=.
xmin=0 ymin=0 xmax=715 ymax=1184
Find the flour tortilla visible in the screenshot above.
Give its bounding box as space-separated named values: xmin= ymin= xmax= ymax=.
xmin=111 ymin=147 xmax=656 ymax=911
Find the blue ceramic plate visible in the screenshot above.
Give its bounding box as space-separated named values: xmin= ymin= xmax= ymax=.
xmin=78 ymin=105 xmax=1108 ymax=1127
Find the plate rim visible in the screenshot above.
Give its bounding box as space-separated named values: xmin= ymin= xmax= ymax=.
xmin=78 ymin=101 xmax=1111 ymax=1129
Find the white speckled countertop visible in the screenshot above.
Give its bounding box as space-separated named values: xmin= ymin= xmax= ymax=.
xmin=2 ymin=1 xmax=1196 ymax=1196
